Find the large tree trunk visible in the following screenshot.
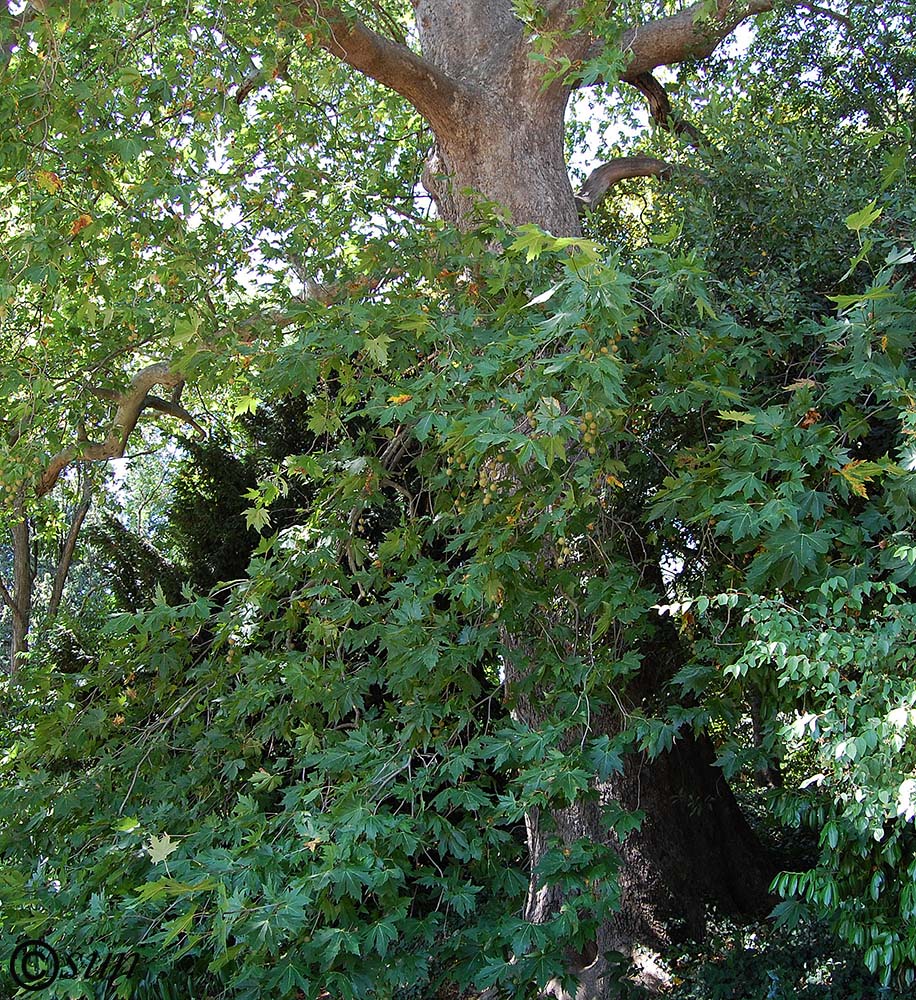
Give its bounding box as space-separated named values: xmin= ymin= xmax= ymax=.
xmin=308 ymin=2 xmax=782 ymax=993
xmin=410 ymin=16 xmax=773 ymax=996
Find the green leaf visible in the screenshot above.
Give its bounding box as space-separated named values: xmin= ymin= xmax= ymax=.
xmin=844 ymin=199 xmax=882 ymax=232
xmin=363 ymin=334 xmax=392 ymax=366
xmin=648 ymin=221 xmax=681 ymax=246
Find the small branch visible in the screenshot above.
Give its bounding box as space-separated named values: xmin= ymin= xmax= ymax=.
xmin=576 ymin=155 xmax=706 ymax=209
xmin=234 ymin=54 xmax=290 ymax=106
xmin=627 ymin=72 xmax=708 ymax=147
xmin=794 ymin=0 xmax=854 ymax=29
xmin=0 ymin=573 xmax=16 ymax=615
xmin=142 ymin=395 xmax=207 ymax=437
xmin=291 ymin=2 xmax=463 ymax=130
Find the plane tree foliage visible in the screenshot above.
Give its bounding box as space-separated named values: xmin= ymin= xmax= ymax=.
xmin=0 ymin=0 xmax=915 ymax=997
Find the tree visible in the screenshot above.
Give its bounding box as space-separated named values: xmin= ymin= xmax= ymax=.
xmin=0 ymin=1 xmax=914 ymax=998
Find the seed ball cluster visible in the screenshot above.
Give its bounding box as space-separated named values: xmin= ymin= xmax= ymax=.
xmin=579 ymin=410 xmax=599 ymax=456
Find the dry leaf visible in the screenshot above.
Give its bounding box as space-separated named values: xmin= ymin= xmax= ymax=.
xmin=70 ymin=213 xmax=93 ymax=235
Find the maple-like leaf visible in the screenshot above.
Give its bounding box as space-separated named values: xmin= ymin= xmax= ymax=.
xmin=146 ymin=832 xmax=180 ymax=864
xmin=835 ymin=460 xmax=885 ymax=499
xmin=35 ymin=170 xmax=62 ymax=194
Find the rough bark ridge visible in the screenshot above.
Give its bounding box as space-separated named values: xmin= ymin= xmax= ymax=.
xmin=413 ymin=0 xmax=581 ymax=234
xmin=297 ymin=0 xmax=805 ymax=993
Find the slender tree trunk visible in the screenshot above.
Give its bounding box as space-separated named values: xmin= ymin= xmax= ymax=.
xmin=410 ymin=19 xmax=773 ymax=996
xmin=9 ymin=499 xmax=34 ymax=677
xmin=47 ymin=475 xmax=93 ymax=623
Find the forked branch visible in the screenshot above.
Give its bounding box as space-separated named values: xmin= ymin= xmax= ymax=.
xmin=36 ymin=363 xmax=201 ymax=498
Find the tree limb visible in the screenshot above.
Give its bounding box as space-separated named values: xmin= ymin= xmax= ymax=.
xmin=576 ymin=155 xmax=706 ymax=209
xmin=89 ymin=386 xmax=207 ymax=438
xmin=627 ymin=71 xmax=708 ymax=147
xmin=617 ymin=0 xmax=775 ymax=81
xmin=0 ymin=573 xmax=16 ymax=615
xmin=794 ymin=0 xmax=854 ymax=29
xmin=290 ymin=1 xmax=463 ymax=130
xmin=36 ymin=362 xmax=189 ymax=498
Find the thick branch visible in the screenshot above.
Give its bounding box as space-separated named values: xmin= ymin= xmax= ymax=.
xmin=36 ymin=363 xmax=187 ymax=498
xmin=292 ymin=2 xmax=463 ymax=130
xmin=628 ymin=71 xmax=707 ymax=147
xmin=617 ymin=0 xmax=775 ymax=80
xmin=576 ymin=155 xmax=704 ymax=208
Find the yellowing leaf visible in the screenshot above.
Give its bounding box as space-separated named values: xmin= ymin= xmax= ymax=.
xmin=233 ymin=395 xmax=260 ymax=415
xmin=70 ymin=213 xmax=93 ymax=235
xmin=387 ymin=394 xmax=412 ymax=405
xmin=718 ymin=410 xmax=755 ymax=424
xmin=146 ymin=832 xmax=180 ymax=865
xmin=835 ymin=460 xmax=884 ymax=499
xmin=35 ymin=170 xmax=62 ymax=194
